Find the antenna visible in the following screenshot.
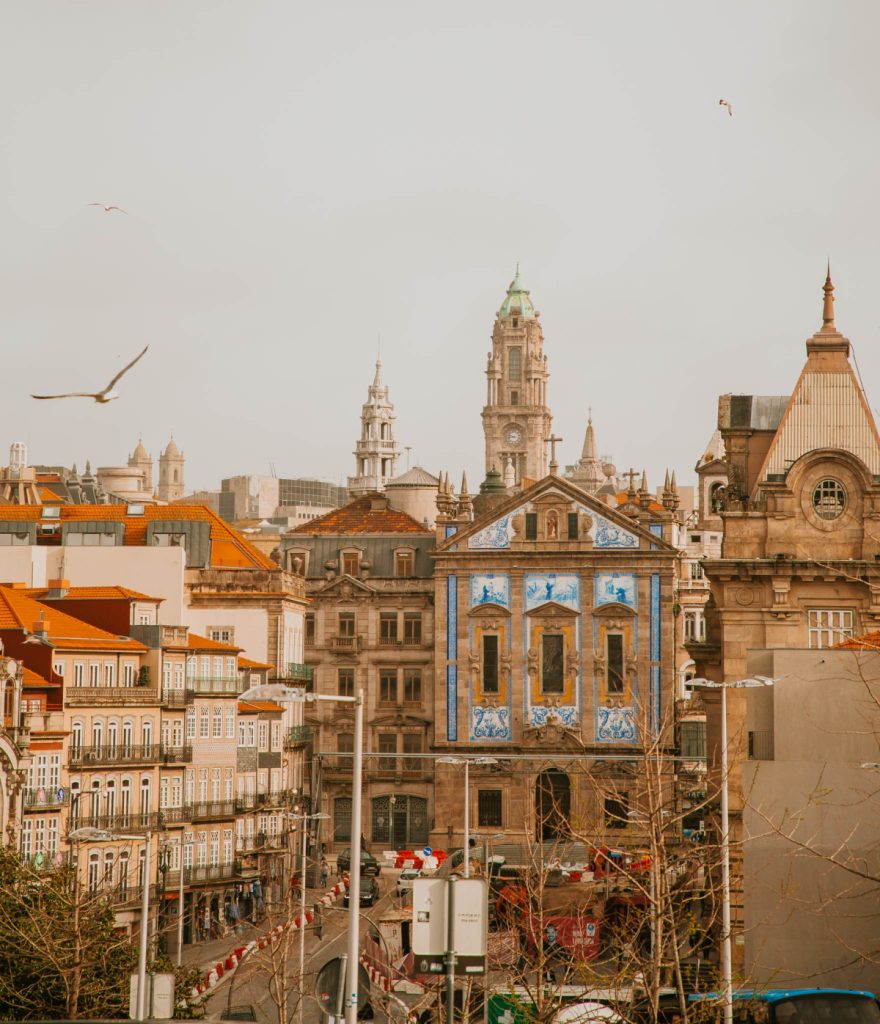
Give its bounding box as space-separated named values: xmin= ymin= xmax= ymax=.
xmin=405 ymin=446 xmax=412 ymax=470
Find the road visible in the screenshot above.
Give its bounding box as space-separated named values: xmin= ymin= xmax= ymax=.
xmin=204 ymin=871 xmax=403 ymax=1024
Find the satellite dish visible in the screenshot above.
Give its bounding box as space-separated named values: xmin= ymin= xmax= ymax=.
xmin=315 ymin=956 xmax=370 ymax=1015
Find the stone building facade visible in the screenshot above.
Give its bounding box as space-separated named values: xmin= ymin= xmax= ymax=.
xmin=430 ymin=471 xmax=680 ymax=850
xmin=282 ymin=493 xmax=435 ymax=852
xmin=348 ymin=361 xmax=400 ymax=496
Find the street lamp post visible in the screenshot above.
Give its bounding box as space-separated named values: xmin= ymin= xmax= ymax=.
xmin=288 ymin=810 xmax=330 ymax=1024
xmin=240 ymin=683 xmax=365 ymax=1024
xmin=437 ymin=756 xmax=498 ymax=878
xmin=686 ymin=675 xmax=777 ymax=1024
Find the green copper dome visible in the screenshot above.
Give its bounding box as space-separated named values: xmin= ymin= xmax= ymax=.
xmin=480 ymin=466 xmax=508 ymax=495
xmin=498 ymin=264 xmax=536 ymax=319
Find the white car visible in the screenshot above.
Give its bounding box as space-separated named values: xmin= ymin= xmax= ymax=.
xmin=554 ymin=1002 xmax=624 ymax=1024
xmin=396 ymin=868 xmax=421 ymax=897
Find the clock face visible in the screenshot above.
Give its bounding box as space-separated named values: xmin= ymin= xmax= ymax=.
xmin=505 ymin=425 xmax=523 ymax=446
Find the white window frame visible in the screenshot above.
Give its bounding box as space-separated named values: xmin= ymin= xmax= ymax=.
xmin=808 ymin=609 xmax=854 ymax=649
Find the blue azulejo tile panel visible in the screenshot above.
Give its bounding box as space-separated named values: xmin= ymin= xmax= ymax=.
xmin=580 ymin=506 xmax=639 ymax=548
xmin=445 ymin=525 xmax=458 ymax=539
xmin=594 ymin=573 xmax=637 ymax=609
xmin=467 ymin=511 xmax=518 ymax=549
xmin=528 ymin=705 xmax=579 ymax=728
xmin=648 ymin=523 xmax=663 ymax=538
xmin=596 ymin=705 xmax=637 ymax=742
xmin=470 ymin=705 xmax=512 ymax=741
xmin=470 ymin=574 xmax=510 ymax=609
xmin=650 ymin=572 xmax=661 ymax=734
xmin=446 ymin=574 xmax=457 ymax=742
xmin=524 ymin=573 xmax=580 ymax=611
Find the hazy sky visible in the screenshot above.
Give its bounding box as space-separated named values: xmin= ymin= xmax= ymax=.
xmin=3 ymin=1 xmax=879 ymax=493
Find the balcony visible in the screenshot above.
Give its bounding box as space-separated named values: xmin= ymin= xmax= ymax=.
xmin=160 ymin=688 xmax=195 ymax=707
xmin=286 ymin=663 xmax=312 ymax=682
xmin=235 ymin=790 xmax=292 ymax=813
xmin=285 ymin=725 xmax=313 ymax=748
xmin=158 ymin=806 xmax=190 ymax=825
xmin=72 ymin=812 xmax=160 ymax=834
xmin=65 ymin=686 xmax=160 ymax=707
xmin=189 ymin=800 xmax=236 ymax=822
xmin=69 ymin=744 xmax=164 ymax=768
xmin=185 ymin=676 xmax=245 ymax=696
xmin=183 ymin=862 xmax=242 ymax=885
xmin=160 ymin=745 xmax=193 ymax=764
xmin=23 ymin=787 xmax=69 ymax=810
xmin=328 ymin=635 xmax=363 ymax=654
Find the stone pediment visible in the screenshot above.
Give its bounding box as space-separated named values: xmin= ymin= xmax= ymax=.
xmin=371 ymin=711 xmax=428 ymax=728
xmin=526 ymin=600 xmax=579 ymax=619
xmin=318 ymin=574 xmax=376 ymax=598
xmin=592 ymin=601 xmax=636 ymax=619
xmin=469 ymin=601 xmax=511 ymax=619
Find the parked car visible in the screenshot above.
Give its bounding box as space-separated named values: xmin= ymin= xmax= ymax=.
xmin=396 ymin=867 xmax=421 ymax=897
xmin=343 ymin=875 xmax=379 ymax=907
xmin=337 ymin=847 xmax=381 ymax=875
xmin=222 ymin=1006 xmax=258 ymax=1022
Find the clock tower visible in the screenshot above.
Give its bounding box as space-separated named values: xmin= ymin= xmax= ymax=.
xmin=481 ymin=267 xmax=552 ymax=484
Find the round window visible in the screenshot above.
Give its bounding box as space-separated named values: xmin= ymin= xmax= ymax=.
xmin=812 ymin=478 xmax=846 ymax=520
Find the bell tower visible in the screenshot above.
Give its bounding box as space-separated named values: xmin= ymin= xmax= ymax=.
xmin=481 ymin=266 xmax=552 ymax=484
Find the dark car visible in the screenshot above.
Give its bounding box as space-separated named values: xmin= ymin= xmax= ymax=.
xmin=337 ymin=847 xmax=381 ymax=875
xmin=222 ymin=1006 xmax=258 ymax=1022
xmin=343 ymin=875 xmax=379 ymax=907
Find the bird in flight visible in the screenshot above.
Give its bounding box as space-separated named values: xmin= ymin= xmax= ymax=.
xmin=719 ymin=99 xmax=733 ymax=117
xmin=32 ymin=345 xmax=149 ymax=404
xmin=88 ymin=203 xmax=127 ymax=213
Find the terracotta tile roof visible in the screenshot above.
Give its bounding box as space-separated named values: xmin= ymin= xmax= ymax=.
xmin=239 ymin=656 xmax=273 ymax=670
xmin=25 ymin=585 xmax=163 ymax=603
xmin=164 ymin=632 xmax=242 ymax=654
xmin=0 ymin=504 xmax=275 ymax=570
xmin=835 ymin=631 xmax=880 ymax=650
xmin=38 ymin=486 xmax=63 ymax=502
xmin=237 ymin=700 xmax=284 ymax=713
xmin=0 ymin=585 xmax=148 ymax=652
xmin=614 ymin=491 xmax=666 ymax=514
xmin=289 ymin=493 xmax=430 ymax=536
xmin=22 ymin=665 xmax=58 ymax=688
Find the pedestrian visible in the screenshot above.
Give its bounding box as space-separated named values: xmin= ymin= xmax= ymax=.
xmin=320 ymin=856 xmax=329 ymax=888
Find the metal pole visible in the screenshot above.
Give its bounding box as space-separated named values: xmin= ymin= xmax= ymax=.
xmin=137 ymin=830 xmax=152 ymax=1020
xmin=335 ymin=952 xmax=349 ymax=1024
xmin=344 ymin=689 xmax=365 ymax=1024
xmin=177 ymin=857 xmax=185 ymax=968
xmin=463 ymin=762 xmax=470 ymax=879
xmin=445 ymin=876 xmax=457 ymax=1024
xmin=298 ymin=820 xmax=308 ymax=1024
xmin=720 ymin=685 xmax=733 ymax=1024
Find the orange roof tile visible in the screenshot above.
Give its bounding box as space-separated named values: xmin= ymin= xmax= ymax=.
xmin=290 ymin=493 xmax=430 ymax=536
xmin=237 ymin=700 xmax=284 ymax=713
xmin=165 ymin=632 xmax=242 ymax=654
xmin=0 ymin=504 xmax=275 ymax=570
xmin=22 ymin=666 xmax=58 ymax=688
xmin=614 ymin=491 xmax=666 ymax=514
xmin=239 ymin=656 xmax=273 ymax=670
xmin=25 ymin=585 xmax=163 ymax=603
xmin=835 ymin=631 xmax=880 ymax=650
xmin=0 ymin=585 xmax=147 ymax=652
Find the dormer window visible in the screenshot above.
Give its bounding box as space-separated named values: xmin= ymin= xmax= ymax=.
xmin=812 ymin=479 xmax=846 ymax=521
xmin=342 ymin=551 xmax=360 ymax=576
xmin=394 ymin=549 xmax=414 ymax=577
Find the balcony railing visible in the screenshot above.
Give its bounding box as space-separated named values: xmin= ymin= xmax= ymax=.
xmin=328 ymin=635 xmax=363 ymax=653
xmin=234 ymin=790 xmax=292 ymax=813
xmin=184 ymin=862 xmax=241 ymax=885
xmin=69 ymin=744 xmax=164 ymax=767
xmin=185 ymin=677 xmax=246 ymax=695
xmin=71 ymin=812 xmax=160 ymax=834
xmin=285 ymin=725 xmax=313 ymax=747
xmin=189 ymin=800 xmax=236 ymax=822
xmin=158 ymin=806 xmax=190 ymax=825
xmin=65 ymin=686 xmax=160 ymax=706
xmin=160 ymin=688 xmax=195 ymax=707
xmin=23 ymin=787 xmax=69 ymax=809
xmin=286 ymin=663 xmax=312 ymax=682
xmin=160 ymin=745 xmax=193 ymax=764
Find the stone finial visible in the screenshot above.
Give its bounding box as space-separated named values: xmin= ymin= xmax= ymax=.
xmin=822 ymin=261 xmax=835 ymax=330
xmin=503 ymin=457 xmax=516 ymax=489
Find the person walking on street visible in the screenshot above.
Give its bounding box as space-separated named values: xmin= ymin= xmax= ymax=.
xmin=320 ymin=857 xmax=329 ymax=888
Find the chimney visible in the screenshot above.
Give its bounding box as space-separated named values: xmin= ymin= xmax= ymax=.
xmin=47 ymin=578 xmax=70 ymax=599
xmin=32 ymin=616 xmax=50 ymax=640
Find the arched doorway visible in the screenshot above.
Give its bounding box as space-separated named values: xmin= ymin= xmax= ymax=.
xmin=535 ymin=769 xmax=571 ymax=840
xmin=371 ymin=795 xmax=428 ymax=848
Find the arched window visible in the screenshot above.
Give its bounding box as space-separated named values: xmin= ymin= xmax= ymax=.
xmin=87 ymin=851 xmax=100 ymax=893
xmin=371 ymin=795 xmax=428 ymax=847
xmin=710 ymin=482 xmax=726 ymax=514
xmin=140 ymin=777 xmax=151 ymax=817
xmin=71 ymin=722 xmax=83 ymax=756
xmin=120 ymin=778 xmax=132 ymax=820
xmin=118 ymin=851 xmax=130 ymax=897
xmin=535 ymin=769 xmax=571 ymax=841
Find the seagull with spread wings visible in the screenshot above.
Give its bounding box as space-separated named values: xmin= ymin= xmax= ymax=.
xmin=32 ymin=345 xmax=149 ymax=404
xmin=88 ymin=203 xmax=127 ymax=213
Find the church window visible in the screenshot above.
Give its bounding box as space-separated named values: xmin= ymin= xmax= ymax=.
xmin=525 ymin=513 xmax=537 ymax=540
xmin=511 ymin=391 xmax=519 ymax=406
xmin=482 ymin=634 xmax=499 ymax=694
xmin=342 ymin=552 xmax=360 ymax=576
xmin=808 ymin=609 xmax=854 ymax=648
xmin=567 ymin=512 xmax=579 ymax=540
xmin=606 ymin=633 xmax=625 ymax=693
xmin=541 ymin=634 xmax=565 ymax=694
xmin=338 ymin=611 xmax=356 ymax=637
xmin=812 ymin=479 xmax=846 ymax=520
xmin=395 ymin=550 xmax=414 ymax=577
xmin=508 ymin=347 xmax=521 ymax=380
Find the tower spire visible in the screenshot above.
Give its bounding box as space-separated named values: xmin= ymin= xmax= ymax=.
xmin=822 ymin=261 xmax=835 ymax=330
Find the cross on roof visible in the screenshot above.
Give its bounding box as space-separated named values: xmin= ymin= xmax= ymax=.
xmin=625 ymin=468 xmax=638 ymax=492
xmin=544 ymin=434 xmax=564 ymax=475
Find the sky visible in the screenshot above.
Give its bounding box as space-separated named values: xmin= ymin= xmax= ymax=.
xmin=2 ymin=1 xmax=880 ymax=494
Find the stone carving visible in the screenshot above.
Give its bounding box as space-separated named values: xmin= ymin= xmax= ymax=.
xmin=526 ymin=647 xmax=539 ymax=678
xmin=597 ymin=705 xmax=637 ymax=742
xmin=471 ymin=705 xmax=512 ymax=740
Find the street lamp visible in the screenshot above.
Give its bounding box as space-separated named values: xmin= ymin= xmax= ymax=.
xmin=686 ymin=676 xmax=778 ymax=1024
xmin=240 ymin=682 xmax=365 ymax=1024
xmin=437 ymin=756 xmax=498 ymax=878
xmin=288 ymin=810 xmax=330 ymax=1024
xmin=70 ymin=825 xmax=154 ymax=1021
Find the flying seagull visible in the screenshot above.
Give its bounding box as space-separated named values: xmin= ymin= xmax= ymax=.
xmin=719 ymin=99 xmax=733 ymax=117
xmin=88 ymin=203 xmax=127 ymax=213
xmin=32 ymin=345 xmax=149 ymax=404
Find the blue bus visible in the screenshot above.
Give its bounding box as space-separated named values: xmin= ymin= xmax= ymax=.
xmin=684 ymin=988 xmax=880 ymax=1023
